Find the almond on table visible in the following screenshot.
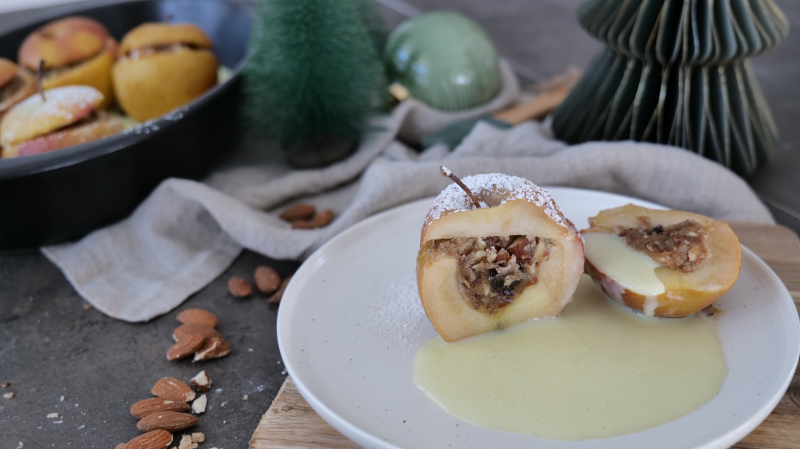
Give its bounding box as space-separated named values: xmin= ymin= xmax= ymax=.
xmin=172 ymin=323 xmax=221 ymax=342
xmin=176 ymin=309 xmax=218 ymax=328
xmin=228 ymin=276 xmax=252 ymax=297
xmin=189 ymin=370 xmax=211 ymax=392
xmin=191 ymin=394 xmax=207 ymax=414
xmin=254 ymin=266 xmax=281 ymax=294
xmin=267 ymin=275 xmax=292 ymax=305
xmin=123 ymin=429 xmax=173 ymax=449
xmin=137 ymin=411 xmax=199 ymax=432
xmin=130 ymin=398 xmax=190 ymax=419
xmin=166 ymin=335 xmax=206 ymax=361
xmin=151 ymin=377 xmax=195 ymax=402
xmin=194 ymin=337 xmax=231 ymax=361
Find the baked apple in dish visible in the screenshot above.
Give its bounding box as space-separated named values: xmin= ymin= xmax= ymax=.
xmin=416 ymin=167 xmax=585 ymax=342
xmin=582 ymin=204 xmax=741 ymax=318
xmin=113 ymin=23 xmax=218 ymax=122
xmin=18 ymin=16 xmax=118 ymax=109
xmin=0 ymin=58 xmax=36 ymax=119
xmin=0 ymin=85 xmax=126 ymax=158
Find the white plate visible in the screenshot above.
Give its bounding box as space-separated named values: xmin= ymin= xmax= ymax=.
xmin=277 ymin=187 xmax=800 ymax=448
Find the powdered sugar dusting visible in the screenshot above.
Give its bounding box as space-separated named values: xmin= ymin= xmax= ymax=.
xmin=367 ymin=274 xmax=427 ymax=353
xmin=2 ymin=86 xmax=102 ymax=144
xmin=425 ymin=173 xmax=567 ymax=228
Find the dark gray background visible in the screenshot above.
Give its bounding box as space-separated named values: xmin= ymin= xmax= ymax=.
xmin=0 ymin=0 xmax=798 ymax=448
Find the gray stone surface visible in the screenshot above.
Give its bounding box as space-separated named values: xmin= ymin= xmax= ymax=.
xmin=0 ymin=0 xmax=799 ymax=448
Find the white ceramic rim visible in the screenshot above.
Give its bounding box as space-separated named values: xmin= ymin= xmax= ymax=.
xmin=277 ymin=187 xmax=800 ymax=449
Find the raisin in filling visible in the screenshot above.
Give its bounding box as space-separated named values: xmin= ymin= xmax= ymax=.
xmin=615 ymin=218 xmax=710 ymax=273
xmin=429 ymin=235 xmax=552 ymax=316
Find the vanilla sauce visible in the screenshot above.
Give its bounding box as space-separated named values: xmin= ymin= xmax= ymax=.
xmin=413 ymin=276 xmax=726 ymax=440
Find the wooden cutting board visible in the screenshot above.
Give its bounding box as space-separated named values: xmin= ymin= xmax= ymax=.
xmin=250 ymin=222 xmax=800 ymax=449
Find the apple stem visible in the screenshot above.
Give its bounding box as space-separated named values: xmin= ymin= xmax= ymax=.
xmin=440 ymin=166 xmax=481 ymax=209
xmin=36 ymin=60 xmax=46 ymax=102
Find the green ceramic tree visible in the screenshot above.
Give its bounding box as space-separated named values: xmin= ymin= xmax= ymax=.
xmin=552 ymin=0 xmax=789 ymax=175
xmin=242 ymin=0 xmax=386 ymax=167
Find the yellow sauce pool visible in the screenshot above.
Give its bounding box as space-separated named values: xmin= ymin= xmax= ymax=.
xmin=413 ymin=275 xmax=727 ymax=440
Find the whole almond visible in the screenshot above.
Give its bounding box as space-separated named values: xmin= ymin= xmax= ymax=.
xmin=167 ymin=335 xmax=205 ymax=361
xmin=176 ymin=309 xmax=218 ymax=328
xmin=130 ymin=398 xmax=190 ymax=419
xmin=172 ymin=323 xmax=221 ymax=342
xmin=194 ymin=337 xmax=231 ymax=361
xmin=254 ymin=266 xmax=281 ymax=294
xmin=151 ymin=377 xmax=196 ymax=402
xmin=267 ymin=275 xmax=293 ymax=305
xmin=137 ymin=411 xmax=199 ymax=433
xmin=228 ymin=277 xmax=252 ymax=297
xmin=279 ymin=203 xmax=315 ymax=221
xmin=290 ymin=220 xmax=316 ymax=229
xmin=312 ymin=209 xmax=334 ymax=227
xmin=124 ymin=429 xmax=173 ymax=449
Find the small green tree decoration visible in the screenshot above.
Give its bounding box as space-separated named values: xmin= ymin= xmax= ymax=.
xmin=243 ymin=0 xmax=386 ymax=167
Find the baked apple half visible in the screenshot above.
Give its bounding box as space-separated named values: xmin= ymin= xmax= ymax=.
xmin=18 ymin=16 xmax=118 ymax=109
xmin=0 ymin=85 xmax=126 ymax=158
xmin=582 ymin=204 xmax=741 ymax=318
xmin=416 ymin=168 xmax=585 ymax=342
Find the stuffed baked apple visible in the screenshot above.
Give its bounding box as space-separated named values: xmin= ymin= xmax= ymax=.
xmin=0 ymin=58 xmax=36 ymax=119
xmin=416 ymin=167 xmax=585 ymax=342
xmin=18 ymin=16 xmax=118 ymax=109
xmin=582 ymin=204 xmax=741 ymax=318
xmin=113 ymin=23 xmax=218 ymax=122
xmin=0 ymin=85 xmax=125 ymax=158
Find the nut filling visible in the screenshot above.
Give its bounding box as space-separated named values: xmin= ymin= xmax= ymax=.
xmin=428 ymin=235 xmax=552 ymax=315
xmin=615 ymin=218 xmax=710 ymax=273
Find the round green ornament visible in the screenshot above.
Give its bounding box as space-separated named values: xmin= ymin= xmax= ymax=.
xmin=385 ymin=11 xmax=501 ymax=111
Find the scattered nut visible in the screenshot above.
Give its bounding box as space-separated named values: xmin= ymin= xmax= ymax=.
xmin=1 ymin=381 xmax=8 ymax=388
xmin=267 ymin=275 xmax=293 ymax=305
xmin=178 ymin=432 xmax=205 ymax=449
xmin=115 ymin=444 xmax=126 ymax=449
xmin=312 ymin=209 xmax=334 ymax=227
xmin=279 ymin=203 xmax=315 ymax=221
xmin=227 ymin=277 xmax=252 ymax=298
xmin=131 ymin=398 xmax=190 ymax=419
xmin=242 ymin=395 xmax=248 ymax=401
xmin=83 ymin=303 xmax=92 ymax=310
xmin=194 ymin=337 xmax=231 ymax=361
xmin=290 ymin=219 xmax=317 ymax=229
xmin=46 ymin=413 xmax=59 ymax=419
xmin=189 ymin=371 xmax=211 ymax=392
xmin=167 ymin=335 xmax=206 ymax=361
xmin=152 ymin=378 xmax=196 ymax=403
xmin=172 ymin=323 xmax=221 ymax=342
xmin=177 ymin=435 xmax=196 ymax=449
xmin=124 ymin=429 xmax=174 ymax=449
xmin=3 ymin=392 xmax=13 ymax=399
xmin=137 ymin=411 xmax=199 ymax=433
xmin=254 ymin=266 xmax=281 ymax=294
xmin=191 ymin=394 xmax=207 ymax=414
xmin=176 ymin=309 xmax=218 ymax=328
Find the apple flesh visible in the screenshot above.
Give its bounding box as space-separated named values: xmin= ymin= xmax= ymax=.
xmin=582 ymin=204 xmax=741 ymax=318
xmin=417 ymin=199 xmax=585 ymax=342
xmin=13 ymin=114 xmax=125 ymax=157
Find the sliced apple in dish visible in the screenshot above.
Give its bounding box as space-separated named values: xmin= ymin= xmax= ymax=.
xmin=582 ymin=204 xmax=741 ymax=318
xmin=416 ymin=169 xmax=585 ymax=342
xmin=0 ymin=85 xmax=126 ymax=158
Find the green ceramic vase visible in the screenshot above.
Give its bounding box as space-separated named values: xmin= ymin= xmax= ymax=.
xmin=385 ymin=11 xmax=501 ymax=112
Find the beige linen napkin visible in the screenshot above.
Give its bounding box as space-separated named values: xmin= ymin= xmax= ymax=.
xmin=41 ymin=63 xmax=772 ymax=322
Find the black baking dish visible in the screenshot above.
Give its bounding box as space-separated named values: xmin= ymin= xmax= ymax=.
xmin=0 ymin=0 xmax=252 ymax=251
